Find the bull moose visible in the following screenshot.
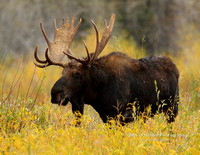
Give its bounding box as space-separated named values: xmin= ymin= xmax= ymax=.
xmin=34 ymin=14 xmax=179 ymax=125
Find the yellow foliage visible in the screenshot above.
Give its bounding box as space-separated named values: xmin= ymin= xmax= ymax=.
xmin=0 ymin=31 xmax=199 ymax=154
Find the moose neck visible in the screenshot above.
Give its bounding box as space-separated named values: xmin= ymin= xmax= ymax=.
xmin=83 ymin=61 xmax=110 ymax=105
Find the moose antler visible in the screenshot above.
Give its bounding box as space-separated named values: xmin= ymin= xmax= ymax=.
xmin=64 ymin=13 xmax=115 ymax=65
xmin=89 ymin=13 xmax=115 ymax=64
xmin=34 ymin=14 xmax=115 ymax=67
xmin=34 ymin=16 xmax=82 ymax=68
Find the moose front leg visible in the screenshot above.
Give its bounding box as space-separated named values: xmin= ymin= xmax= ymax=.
xmin=71 ymin=101 xmax=84 ymax=126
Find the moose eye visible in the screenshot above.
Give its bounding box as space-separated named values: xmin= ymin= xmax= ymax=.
xmin=73 ymin=72 xmax=81 ymax=79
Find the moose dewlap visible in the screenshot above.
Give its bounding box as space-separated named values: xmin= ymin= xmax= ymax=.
xmin=34 ymin=14 xmax=179 ymax=125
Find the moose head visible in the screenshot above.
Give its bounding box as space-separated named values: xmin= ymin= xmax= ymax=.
xmin=34 ymin=14 xmax=115 ymax=108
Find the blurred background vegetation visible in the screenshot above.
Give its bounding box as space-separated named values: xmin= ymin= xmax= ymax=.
xmin=0 ymin=0 xmax=199 ymax=57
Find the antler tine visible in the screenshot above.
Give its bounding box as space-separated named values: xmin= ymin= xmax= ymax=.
xmin=63 ymin=48 xmax=90 ymax=65
xmin=83 ymin=40 xmax=91 ymax=61
xmin=62 ymin=17 xmax=65 ymax=25
xmin=45 ymin=49 xmax=65 ymax=67
xmin=63 ymin=51 xmax=84 ymax=64
xmin=89 ymin=20 xmax=99 ymax=63
xmin=33 ymin=47 xmax=49 ymax=68
xmin=104 ymin=19 xmax=107 ymax=28
xmin=34 ymin=46 xmax=48 ymax=63
xmin=34 ymin=47 xmax=64 ymax=68
xmin=66 ymin=49 xmax=74 ymax=56
xmin=107 ymin=13 xmax=115 ymax=30
xmin=40 ymin=23 xmax=51 ymax=48
xmin=71 ymin=15 xmax=76 ymax=25
xmin=74 ymin=18 xmax=82 ymax=33
xmin=54 ymin=19 xmax=58 ymax=31
xmin=66 ymin=17 xmax=69 ymax=24
xmin=89 ymin=13 xmax=115 ymax=64
xmin=34 ymin=62 xmax=50 ymax=68
xmin=62 ymin=40 xmax=90 ymax=65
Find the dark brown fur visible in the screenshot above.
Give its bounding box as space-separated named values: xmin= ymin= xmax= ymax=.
xmin=51 ymin=52 xmax=179 ymax=124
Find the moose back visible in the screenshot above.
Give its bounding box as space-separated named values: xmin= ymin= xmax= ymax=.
xmin=34 ymin=14 xmax=179 ymax=124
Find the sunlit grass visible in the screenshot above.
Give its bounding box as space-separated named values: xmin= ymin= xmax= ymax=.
xmin=0 ymin=31 xmax=199 ymax=154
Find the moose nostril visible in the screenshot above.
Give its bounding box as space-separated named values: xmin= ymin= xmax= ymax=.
xmin=51 ymin=95 xmax=58 ymax=103
xmin=51 ymin=92 xmax=63 ymax=103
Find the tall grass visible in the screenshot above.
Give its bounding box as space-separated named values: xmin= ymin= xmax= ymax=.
xmin=0 ymin=31 xmax=199 ymax=154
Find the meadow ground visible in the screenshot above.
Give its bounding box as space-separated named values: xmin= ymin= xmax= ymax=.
xmin=0 ymin=32 xmax=199 ymax=154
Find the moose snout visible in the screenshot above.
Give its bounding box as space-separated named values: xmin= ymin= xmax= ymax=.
xmin=51 ymin=76 xmax=68 ymax=104
xmin=51 ymin=92 xmax=69 ymax=106
xmin=51 ymin=92 xmax=64 ymax=104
